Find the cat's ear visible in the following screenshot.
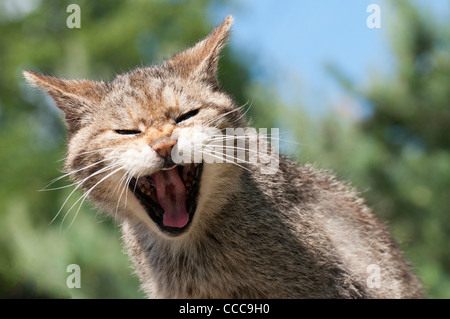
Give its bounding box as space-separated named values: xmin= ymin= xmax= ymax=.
xmin=167 ymin=15 xmax=233 ymax=88
xmin=23 ymin=71 xmax=107 ymax=131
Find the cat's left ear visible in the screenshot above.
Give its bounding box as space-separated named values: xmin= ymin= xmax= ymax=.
xmin=167 ymin=15 xmax=233 ymax=89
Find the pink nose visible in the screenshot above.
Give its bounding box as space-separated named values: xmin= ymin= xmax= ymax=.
xmin=151 ymin=139 xmax=177 ymax=158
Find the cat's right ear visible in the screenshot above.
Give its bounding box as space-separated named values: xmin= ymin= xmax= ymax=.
xmin=23 ymin=71 xmax=107 ymax=132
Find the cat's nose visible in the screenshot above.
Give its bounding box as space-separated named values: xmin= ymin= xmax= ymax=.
xmin=151 ymin=139 xmax=177 ymax=158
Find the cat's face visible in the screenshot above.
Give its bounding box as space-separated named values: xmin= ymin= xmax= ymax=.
xmin=25 ymin=16 xmax=243 ymax=237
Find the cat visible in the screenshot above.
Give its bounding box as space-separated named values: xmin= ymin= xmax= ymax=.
xmin=24 ymin=15 xmax=424 ymax=298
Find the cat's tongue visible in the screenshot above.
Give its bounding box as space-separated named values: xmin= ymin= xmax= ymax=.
xmin=151 ymin=167 xmax=189 ymax=228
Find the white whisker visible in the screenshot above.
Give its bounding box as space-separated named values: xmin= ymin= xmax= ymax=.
xmin=115 ymin=168 xmax=135 ymax=219
xmin=52 ymin=162 xmax=120 ymax=226
xmin=199 ymin=150 xmax=252 ymax=172
xmin=40 ymin=158 xmax=111 ymax=191
xmin=63 ymin=165 xmax=123 ymax=230
xmin=59 ymin=146 xmax=129 ymax=161
xmin=203 ymin=107 xmax=243 ymax=127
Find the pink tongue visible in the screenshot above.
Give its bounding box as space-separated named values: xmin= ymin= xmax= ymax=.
xmin=151 ymin=167 xmax=189 ymax=228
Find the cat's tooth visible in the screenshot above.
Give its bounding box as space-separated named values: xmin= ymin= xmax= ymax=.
xmin=138 ymin=177 xmax=151 ymax=190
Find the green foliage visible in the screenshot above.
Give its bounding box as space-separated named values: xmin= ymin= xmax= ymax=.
xmin=359 ymin=1 xmax=450 ymax=297
xmin=288 ymin=0 xmax=450 ymax=298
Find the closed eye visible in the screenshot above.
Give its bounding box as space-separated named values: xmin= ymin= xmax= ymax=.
xmin=175 ymin=109 xmax=199 ymax=124
xmin=114 ymin=129 xmax=142 ymax=135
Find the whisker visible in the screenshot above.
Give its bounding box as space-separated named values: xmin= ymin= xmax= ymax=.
xmin=63 ymin=165 xmax=123 ymax=230
xmin=203 ymin=107 xmax=244 ymax=127
xmin=40 ymin=158 xmax=112 ymax=191
xmin=206 ymin=133 xmax=301 ymax=145
xmin=52 ymin=163 xmax=120 ymax=226
xmin=199 ymin=150 xmax=252 ymax=172
xmin=194 ymin=142 xmax=259 ymax=157
xmin=55 ymin=146 xmax=129 ymax=163
xmin=213 ymin=144 xmax=270 ymax=156
xmin=40 ymin=182 xmax=78 ymax=192
xmin=226 ymin=100 xmax=253 ymax=127
xmin=115 ymin=168 xmax=134 ymax=219
xmin=112 ymin=168 xmax=129 ymax=195
xmin=123 ymin=169 xmax=136 ymax=208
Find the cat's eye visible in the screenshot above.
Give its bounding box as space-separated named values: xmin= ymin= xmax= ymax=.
xmin=114 ymin=129 xmax=142 ymax=135
xmin=175 ymin=109 xmax=199 ymax=124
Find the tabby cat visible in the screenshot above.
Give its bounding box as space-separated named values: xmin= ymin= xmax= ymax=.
xmin=24 ymin=16 xmax=423 ymax=298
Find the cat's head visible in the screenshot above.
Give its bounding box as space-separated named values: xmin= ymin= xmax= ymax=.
xmin=24 ymin=16 xmax=245 ymax=237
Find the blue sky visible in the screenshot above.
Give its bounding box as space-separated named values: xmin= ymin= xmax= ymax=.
xmin=211 ymin=0 xmax=449 ymax=116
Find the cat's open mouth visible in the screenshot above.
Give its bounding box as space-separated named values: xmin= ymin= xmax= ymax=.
xmin=129 ymin=164 xmax=202 ymax=235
